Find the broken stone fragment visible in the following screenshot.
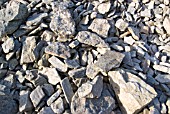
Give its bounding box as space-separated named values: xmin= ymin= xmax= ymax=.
xmin=45 ymin=42 xmax=71 ymax=59
xmin=124 ymin=36 xmax=135 ymax=45
xmin=60 ymin=77 xmax=74 ymax=104
xmin=47 ymin=89 xmax=62 ymax=106
xmin=50 ymin=97 xmax=64 ymax=114
xmin=88 ymin=18 xmax=110 ymax=37
xmin=115 ymin=19 xmax=129 ymax=31
xmin=50 ymin=3 xmax=75 ymax=38
xmin=77 ymin=75 xmax=103 ymax=98
xmin=30 ymin=86 xmax=45 ymax=107
xmin=68 ymin=67 xmax=86 ymax=78
xmin=2 ymin=37 xmax=15 ymax=53
xmin=42 ymin=84 xmax=54 ymax=97
xmin=128 ymin=27 xmax=140 ymax=40
xmin=76 ymin=31 xmax=108 ymax=48
xmin=20 ymin=36 xmax=36 ymax=64
xmin=86 ymin=64 xmax=99 ymax=79
xmin=108 ymin=69 xmax=157 ymax=114
xmin=163 ymin=16 xmax=170 ymax=35
xmin=97 ymin=1 xmax=111 ymax=14
xmin=153 ymin=65 xmax=170 ymax=74
xmin=155 ymin=74 xmax=170 ymax=84
xmin=71 ymin=87 xmax=116 ymax=114
xmin=38 ymin=107 xmax=55 ymax=114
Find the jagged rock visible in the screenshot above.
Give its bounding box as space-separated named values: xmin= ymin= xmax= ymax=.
xmin=48 ymin=56 xmax=67 ymax=72
xmin=2 ymin=37 xmax=15 ymax=53
xmin=77 ymin=75 xmax=103 ymax=98
xmin=0 ymin=1 xmax=28 ymax=38
xmin=163 ymin=16 xmax=170 ymax=35
xmin=86 ymin=64 xmax=99 ymax=79
xmin=153 ymin=65 xmax=170 ymax=74
xmin=108 ymin=69 xmax=157 ymax=114
xmin=50 ymin=3 xmax=75 ymax=38
xmin=19 ymin=90 xmax=33 ymax=112
xmin=155 ymin=74 xmax=170 ymax=84
xmin=60 ymin=77 xmax=74 ymax=104
xmin=20 ymin=36 xmax=36 ymax=64
xmin=115 ymin=19 xmax=129 ymax=31
xmin=124 ymin=36 xmax=135 ymax=45
xmin=71 ymin=87 xmax=116 ymax=114
xmin=39 ymin=67 xmax=61 ymax=85
xmin=97 ymin=1 xmax=111 ymax=14
xmin=31 ymin=75 xmax=47 ymax=87
xmin=42 ymin=84 xmax=54 ymax=97
xmin=88 ymin=18 xmax=110 ymax=37
xmin=45 ymin=42 xmax=71 ymax=59
xmin=68 ymin=67 xmax=86 ymax=78
xmin=76 ymin=31 xmax=108 ymax=48
xmin=30 ymin=86 xmax=45 ymax=107
xmin=50 ymin=97 xmax=64 ymax=114
xmin=64 ymin=59 xmax=80 ymax=68
xmin=38 ymin=107 xmax=55 ymax=114
xmin=47 ymin=89 xmax=62 ymax=106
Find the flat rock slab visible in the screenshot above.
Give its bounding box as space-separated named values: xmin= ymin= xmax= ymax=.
xmin=76 ymin=31 xmax=109 ymax=48
xmin=108 ymin=69 xmax=157 ymax=114
xmin=71 ymin=87 xmax=116 ymax=114
xmin=45 ymin=42 xmax=71 ymax=59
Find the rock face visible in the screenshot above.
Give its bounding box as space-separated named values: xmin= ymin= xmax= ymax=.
xmin=50 ymin=3 xmax=75 ymax=38
xmin=0 ymin=1 xmax=28 ymax=38
xmin=108 ymin=70 xmax=157 ymax=114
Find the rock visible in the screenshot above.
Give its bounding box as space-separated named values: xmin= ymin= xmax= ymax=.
xmin=86 ymin=64 xmax=99 ymax=79
xmin=32 ymin=75 xmax=47 ymax=87
xmin=108 ymin=70 xmax=157 ymax=114
xmin=42 ymin=84 xmax=54 ymax=97
xmin=45 ymin=42 xmax=71 ymax=59
xmin=140 ymin=9 xmax=151 ymax=17
xmin=166 ymin=98 xmax=170 ymax=114
xmin=69 ymin=40 xmax=79 ymax=48
xmin=9 ymin=58 xmax=18 ymax=70
xmin=20 ymin=36 xmax=36 ymax=64
xmin=0 ymin=84 xmax=10 ymax=95
xmin=47 ymin=89 xmax=62 ymax=106
xmin=123 ymin=52 xmax=134 ymax=66
xmin=88 ymin=18 xmax=110 ymax=37
xmin=50 ymin=3 xmax=75 ymax=38
xmin=0 ymin=69 xmax=7 ymax=79
xmin=51 ymin=97 xmax=64 ymax=114
xmin=19 ymin=90 xmax=33 ymax=112
xmin=68 ymin=67 xmax=86 ymax=78
xmin=1 ymin=74 xmax=16 ymax=88
xmin=155 ymin=74 xmax=170 ymax=84
xmin=39 ymin=67 xmax=61 ymax=85
xmin=115 ymin=19 xmax=129 ymax=31
xmin=2 ymin=37 xmax=15 ymax=53
xmin=64 ymin=59 xmax=80 ymax=68
xmin=0 ymin=95 xmax=18 ymax=114
xmin=30 ymin=86 xmax=45 ymax=107
xmin=60 ymin=77 xmax=74 ymax=104
xmin=0 ymin=1 xmax=28 ymax=38
xmin=26 ymin=13 xmax=48 ymax=26
xmin=71 ymin=87 xmax=116 ymax=114
xmin=163 ymin=16 xmax=170 ymax=35
xmin=76 ymin=31 xmax=108 ymax=48
xmin=38 ymin=107 xmax=55 ymax=114
xmin=77 ymin=75 xmax=103 ymax=98
xmin=48 ymin=56 xmax=67 ymax=72
xmin=124 ymin=36 xmax=135 ymax=45
xmin=153 ymin=65 xmax=170 ymax=74
xmin=97 ymin=1 xmax=111 ymax=14
xmin=128 ymin=27 xmax=140 ymax=40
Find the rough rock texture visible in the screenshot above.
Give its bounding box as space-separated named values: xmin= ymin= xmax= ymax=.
xmin=108 ymin=70 xmax=157 ymax=114
xmin=163 ymin=16 xmax=170 ymax=35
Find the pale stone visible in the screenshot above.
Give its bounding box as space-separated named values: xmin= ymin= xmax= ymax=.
xmin=97 ymin=1 xmax=111 ymax=14
xmin=163 ymin=16 xmax=170 ymax=35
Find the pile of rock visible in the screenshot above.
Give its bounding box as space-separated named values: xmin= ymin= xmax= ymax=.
xmin=0 ymin=0 xmax=170 ymax=114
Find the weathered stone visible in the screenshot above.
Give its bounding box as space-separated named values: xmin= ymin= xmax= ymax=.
xmin=153 ymin=65 xmax=170 ymax=74
xmin=30 ymin=86 xmax=45 ymax=107
xmin=42 ymin=84 xmax=54 ymax=97
xmin=39 ymin=67 xmax=61 ymax=85
xmin=88 ymin=18 xmax=110 ymax=37
xmin=86 ymin=64 xmax=99 ymax=79
xmin=124 ymin=36 xmax=135 ymax=45
xmin=20 ymin=36 xmax=36 ymax=64
xmin=0 ymin=69 xmax=7 ymax=79
xmin=38 ymin=107 xmax=55 ymax=114
xmin=71 ymin=87 xmax=116 ymax=114
xmin=115 ymin=19 xmax=129 ymax=31
xmin=76 ymin=31 xmax=108 ymax=48
xmin=32 ymin=75 xmax=47 ymax=87
xmin=2 ymin=37 xmax=15 ymax=53
xmin=163 ymin=16 xmax=170 ymax=35
xmin=1 ymin=74 xmax=16 ymax=88
xmin=68 ymin=67 xmax=86 ymax=78
xmin=166 ymin=98 xmax=170 ymax=114
xmin=51 ymin=97 xmax=64 ymax=114
xmin=64 ymin=59 xmax=80 ymax=68
xmin=108 ymin=70 xmax=157 ymax=114
xmin=19 ymin=90 xmax=33 ymax=112
xmin=140 ymin=9 xmax=151 ymax=17
xmin=60 ymin=77 xmax=74 ymax=104
xmin=9 ymin=58 xmax=18 ymax=70
xmin=97 ymin=1 xmax=111 ymax=14
xmin=128 ymin=27 xmax=140 ymax=40
xmin=69 ymin=40 xmax=79 ymax=48
xmin=155 ymin=74 xmax=170 ymax=84
xmin=0 ymin=84 xmax=10 ymax=95
xmin=45 ymin=42 xmax=71 ymax=59
xmin=47 ymin=89 xmax=62 ymax=106
xmin=50 ymin=3 xmax=75 ymax=38
xmin=48 ymin=56 xmax=67 ymax=72
xmin=77 ymin=75 xmax=103 ymax=98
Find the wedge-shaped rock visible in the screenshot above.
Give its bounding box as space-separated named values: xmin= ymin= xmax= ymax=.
xmin=88 ymin=18 xmax=110 ymax=37
xmin=108 ymin=69 xmax=157 ymax=114
xmin=45 ymin=42 xmax=71 ymax=59
xmin=76 ymin=31 xmax=108 ymax=48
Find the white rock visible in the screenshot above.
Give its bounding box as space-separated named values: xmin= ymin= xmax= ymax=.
xmin=97 ymin=1 xmax=111 ymax=14
xmin=115 ymin=19 xmax=129 ymax=31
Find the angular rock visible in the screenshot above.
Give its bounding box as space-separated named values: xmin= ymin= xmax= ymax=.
xmin=166 ymin=98 xmax=170 ymax=114
xmin=155 ymin=74 xmax=170 ymax=84
xmin=64 ymin=59 xmax=80 ymax=68
xmin=48 ymin=56 xmax=67 ymax=72
xmin=163 ymin=16 xmax=170 ymax=35
xmin=68 ymin=67 xmax=86 ymax=78
xmin=77 ymin=75 xmax=103 ymax=98
xmin=71 ymin=87 xmax=116 ymax=114
xmin=124 ymin=36 xmax=135 ymax=45
xmin=50 ymin=97 xmax=64 ymax=114
xmin=2 ymin=37 xmax=15 ymax=53
xmin=115 ymin=19 xmax=129 ymax=31
xmin=86 ymin=64 xmax=99 ymax=79
xmin=108 ymin=70 xmax=157 ymax=114
xmin=38 ymin=107 xmax=55 ymax=114
xmin=60 ymin=77 xmax=74 ymax=104
xmin=42 ymin=84 xmax=54 ymax=97
xmin=128 ymin=27 xmax=140 ymax=40
xmin=47 ymin=89 xmax=62 ymax=106
xmin=88 ymin=18 xmax=110 ymax=37
xmin=140 ymin=9 xmax=151 ymax=17
xmin=20 ymin=36 xmax=36 ymax=64
xmin=97 ymin=1 xmax=111 ymax=14
xmin=19 ymin=90 xmax=33 ymax=112
xmin=30 ymin=86 xmax=45 ymax=107
xmin=153 ymin=65 xmax=170 ymax=74
xmin=45 ymin=42 xmax=71 ymax=59
xmin=9 ymin=58 xmax=18 ymax=70
xmin=39 ymin=67 xmax=61 ymax=85
xmin=76 ymin=31 xmax=108 ymax=48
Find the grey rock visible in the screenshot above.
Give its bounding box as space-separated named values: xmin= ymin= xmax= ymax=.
xmin=19 ymin=90 xmax=33 ymax=112
xmin=155 ymin=74 xmax=170 ymax=84
xmin=88 ymin=18 xmax=110 ymax=37
xmin=48 ymin=56 xmax=67 ymax=72
xmin=128 ymin=27 xmax=140 ymax=40
xmin=0 ymin=69 xmax=7 ymax=79
xmin=51 ymin=97 xmax=64 ymax=114
xmin=108 ymin=70 xmax=157 ymax=114
xmin=0 ymin=84 xmax=10 ymax=95
xmin=31 ymin=75 xmax=47 ymax=87
xmin=64 ymin=59 xmax=80 ymax=68
xmin=8 ymin=58 xmax=18 ymax=70
xmin=77 ymin=75 xmax=103 ymax=98
xmin=30 ymin=86 xmax=45 ymax=107
xmin=71 ymin=87 xmax=116 ymax=114
xmin=163 ymin=16 xmax=170 ymax=35
xmin=60 ymin=77 xmax=74 ymax=104
xmin=45 ymin=42 xmax=71 ymax=59
xmin=20 ymin=36 xmax=36 ymax=64
xmin=86 ymin=64 xmax=99 ymax=79
xmin=42 ymin=84 xmax=54 ymax=97
xmin=123 ymin=52 xmax=134 ymax=66
xmin=76 ymin=31 xmax=108 ymax=48
xmin=115 ymin=19 xmax=129 ymax=31
xmin=97 ymin=1 xmax=111 ymax=14
xmin=68 ymin=67 xmax=86 ymax=78
xmin=69 ymin=40 xmax=79 ymax=48
xmin=2 ymin=37 xmax=15 ymax=53
xmin=1 ymin=74 xmax=16 ymax=88
xmin=47 ymin=89 xmax=62 ymax=106
xmin=38 ymin=107 xmax=55 ymax=114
